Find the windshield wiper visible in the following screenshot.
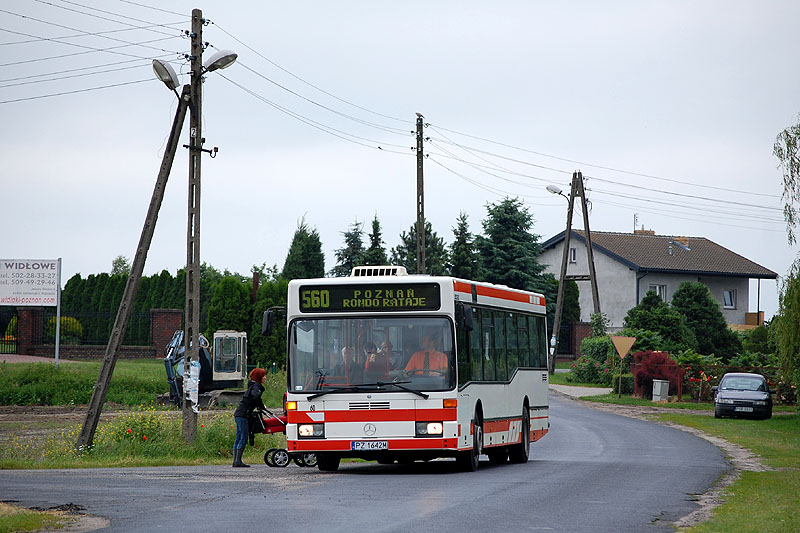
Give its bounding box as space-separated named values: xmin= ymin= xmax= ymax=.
xmin=307 ymin=384 xmax=381 ymax=400
xmin=374 ymin=380 xmax=429 ymax=399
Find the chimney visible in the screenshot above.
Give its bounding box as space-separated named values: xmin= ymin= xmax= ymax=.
xmin=634 ymin=228 xmax=655 ymax=235
xmin=674 ymin=236 xmax=689 ymax=247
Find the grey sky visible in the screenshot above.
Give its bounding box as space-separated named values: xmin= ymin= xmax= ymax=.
xmin=2 ymin=1 xmax=796 ymax=320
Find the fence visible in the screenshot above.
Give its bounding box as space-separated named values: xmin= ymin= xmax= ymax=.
xmin=0 ymin=307 xmax=18 ymax=354
xmin=10 ymin=307 xmax=183 ymax=360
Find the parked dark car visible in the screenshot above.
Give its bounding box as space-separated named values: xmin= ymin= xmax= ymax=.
xmin=712 ymin=372 xmax=773 ymax=420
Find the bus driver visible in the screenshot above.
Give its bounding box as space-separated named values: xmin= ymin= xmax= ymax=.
xmin=404 ymin=333 xmax=447 ymax=374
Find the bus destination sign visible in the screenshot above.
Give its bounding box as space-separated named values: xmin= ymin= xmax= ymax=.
xmin=299 ymin=283 xmax=441 ymax=313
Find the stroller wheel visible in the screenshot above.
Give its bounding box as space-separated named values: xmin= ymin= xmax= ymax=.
xmin=301 ymin=453 xmax=318 ymax=467
xmin=273 ymin=449 xmax=290 ymax=467
xmin=292 ymin=455 xmax=306 ymax=467
xmin=264 ymin=448 xmax=279 ymax=466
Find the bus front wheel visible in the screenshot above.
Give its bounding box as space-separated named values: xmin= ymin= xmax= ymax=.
xmin=457 ymin=412 xmax=482 ymax=472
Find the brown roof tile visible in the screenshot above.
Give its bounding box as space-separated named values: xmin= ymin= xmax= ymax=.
xmin=545 ymin=230 xmax=777 ymax=279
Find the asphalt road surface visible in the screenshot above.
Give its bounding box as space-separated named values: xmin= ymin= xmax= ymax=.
xmin=0 ymin=395 xmax=728 ymax=532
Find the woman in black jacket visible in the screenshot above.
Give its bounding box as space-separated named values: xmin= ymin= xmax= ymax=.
xmin=232 ymin=367 xmax=267 ymax=467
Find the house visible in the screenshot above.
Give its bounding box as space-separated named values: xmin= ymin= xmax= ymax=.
xmin=540 ymin=229 xmax=778 ymax=332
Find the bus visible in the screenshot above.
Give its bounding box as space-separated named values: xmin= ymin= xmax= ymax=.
xmin=264 ymin=265 xmax=549 ymax=472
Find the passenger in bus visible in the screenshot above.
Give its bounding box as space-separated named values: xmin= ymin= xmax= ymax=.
xmin=364 ymin=340 xmax=390 ymax=381
xmin=405 ymin=334 xmax=448 ymax=374
xmin=342 ymin=346 xmax=363 ymax=383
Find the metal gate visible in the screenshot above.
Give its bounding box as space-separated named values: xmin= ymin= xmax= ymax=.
xmin=0 ymin=307 xmax=17 ymax=354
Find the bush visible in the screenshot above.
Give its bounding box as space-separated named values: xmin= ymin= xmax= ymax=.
xmin=729 ymin=352 xmax=779 ymax=368
xmin=580 ymin=336 xmax=613 ymax=364
xmin=631 ymin=350 xmax=682 ymax=399
xmin=566 ymin=355 xmax=613 ymax=385
xmin=43 ymin=316 xmax=83 ymax=344
xmin=612 ymin=373 xmax=634 ymax=395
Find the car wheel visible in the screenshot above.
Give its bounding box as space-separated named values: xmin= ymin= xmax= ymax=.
xmin=714 ymin=406 xmax=721 ymax=419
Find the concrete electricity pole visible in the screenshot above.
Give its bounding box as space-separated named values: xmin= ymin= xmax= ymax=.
xmin=548 ymin=171 xmax=601 ymax=375
xmin=415 ymin=113 xmax=426 ymax=274
xmin=181 ymin=8 xmax=204 ymax=442
xmin=77 ymin=85 xmax=191 ymax=450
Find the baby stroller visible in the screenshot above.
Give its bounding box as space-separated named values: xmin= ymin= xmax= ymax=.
xmin=252 ymin=407 xmax=318 ymax=468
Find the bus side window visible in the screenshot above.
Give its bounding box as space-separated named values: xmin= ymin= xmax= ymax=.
xmin=506 ymin=313 xmax=518 ymax=376
xmin=456 ymin=327 xmax=470 ymax=386
xmin=493 ymin=311 xmax=507 ymax=381
xmin=517 ymin=315 xmax=530 ymax=368
xmin=470 ymin=308 xmax=483 ymax=381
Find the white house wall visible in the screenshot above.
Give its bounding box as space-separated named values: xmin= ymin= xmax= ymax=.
xmin=540 ymin=241 xmax=636 ymax=330
xmin=540 ymin=241 xmax=751 ymax=330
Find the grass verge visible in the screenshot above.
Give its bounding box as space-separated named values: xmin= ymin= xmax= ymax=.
xmin=0 ymin=502 xmax=65 ymax=532
xmin=652 ymin=413 xmax=800 ymax=532
xmin=581 ymin=393 xmax=797 ymax=412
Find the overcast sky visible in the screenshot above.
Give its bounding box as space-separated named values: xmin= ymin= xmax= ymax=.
xmin=2 ymin=1 xmax=796 ymax=320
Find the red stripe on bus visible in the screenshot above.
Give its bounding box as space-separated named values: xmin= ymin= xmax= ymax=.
xmin=287 ymin=438 xmax=459 ymax=452
xmin=288 ymin=408 xmax=457 ymax=424
xmin=453 ymin=280 xmax=542 ymax=305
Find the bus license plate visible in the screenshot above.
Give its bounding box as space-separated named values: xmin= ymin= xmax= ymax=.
xmin=351 ymin=440 xmax=388 ymax=451
xmin=734 ymin=406 xmax=753 ymax=412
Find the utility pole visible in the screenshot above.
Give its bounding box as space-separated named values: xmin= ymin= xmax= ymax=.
xmin=415 ymin=113 xmax=426 ymax=274
xmin=77 ymin=85 xmax=191 ymax=450
xmin=549 ymin=171 xmax=600 ymax=375
xmin=182 ymin=7 xmax=204 ymax=442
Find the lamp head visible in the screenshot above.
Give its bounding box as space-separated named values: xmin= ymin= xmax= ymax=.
xmin=203 ymin=50 xmax=237 ymax=73
xmin=152 ymin=59 xmax=179 ymax=91
xmin=546 ymin=184 xmax=563 ymax=196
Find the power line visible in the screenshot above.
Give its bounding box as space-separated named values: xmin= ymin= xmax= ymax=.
xmin=0 ymin=34 xmax=180 ymax=67
xmin=428 ymin=122 xmax=780 ymax=199
xmin=0 ymin=54 xmax=173 ymax=83
xmin=218 ymin=73 xmax=413 ymax=155
xmin=0 ymin=77 xmax=151 ymax=104
xmin=33 ymin=0 xmax=184 ymax=38
xmin=0 ymin=21 xmax=182 ymax=46
xmin=0 ymin=62 xmax=151 ymax=88
xmin=0 ymin=7 xmax=183 ymax=54
xmin=210 ymin=22 xmax=409 ymax=125
xmin=114 ymin=0 xmax=185 ymax=18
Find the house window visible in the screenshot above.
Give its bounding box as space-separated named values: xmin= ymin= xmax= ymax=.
xmin=723 ymin=289 xmax=736 ymax=309
xmin=569 ymin=247 xmax=576 ymax=263
xmin=649 ymin=284 xmax=667 ymax=301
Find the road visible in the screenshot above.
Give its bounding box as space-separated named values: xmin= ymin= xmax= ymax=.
xmin=0 ymin=395 xmax=728 ymax=532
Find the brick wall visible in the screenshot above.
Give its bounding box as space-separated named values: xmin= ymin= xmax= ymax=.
xmin=151 ymin=308 xmax=182 ymax=354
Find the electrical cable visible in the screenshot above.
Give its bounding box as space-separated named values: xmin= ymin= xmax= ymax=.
xmin=38 ymin=0 xmax=186 ymax=38
xmin=114 ymin=0 xmax=186 ymax=18
xmin=0 ymin=21 xmax=183 ymax=46
xmin=0 ymin=77 xmax=151 ymax=104
xmin=0 ymin=53 xmax=173 ymax=83
xmin=0 ymin=62 xmax=152 ymax=88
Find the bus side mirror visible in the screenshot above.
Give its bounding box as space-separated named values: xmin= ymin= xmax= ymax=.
xmin=456 ymin=303 xmax=474 ymax=332
xmin=262 ymin=309 xmax=275 ymax=336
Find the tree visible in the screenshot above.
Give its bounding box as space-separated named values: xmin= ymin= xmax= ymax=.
xmin=110 ymin=255 xmax=130 ymax=276
xmin=330 ymin=219 xmax=365 ymax=277
xmin=448 ymin=211 xmax=484 ymax=279
xmin=775 ymin=262 xmax=800 ymax=387
xmin=205 ymin=276 xmax=252 ymax=337
xmin=361 ymin=214 xmax=388 ymax=266
xmin=281 ymin=218 xmax=325 ymax=280
xmin=475 ymin=197 xmax=548 ymax=292
xmin=671 ymin=281 xmax=742 ymax=362
xmin=562 ymin=279 xmax=581 ymax=324
xmin=623 ymin=290 xmax=697 ymax=353
xmin=390 ymin=220 xmax=449 ymax=275
xmin=250 ymin=278 xmax=290 ymax=368
xmin=774 ymin=116 xmax=800 ymax=244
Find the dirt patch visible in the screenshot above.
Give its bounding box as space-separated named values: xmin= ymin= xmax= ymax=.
xmin=552 ymin=391 xmax=771 ymax=529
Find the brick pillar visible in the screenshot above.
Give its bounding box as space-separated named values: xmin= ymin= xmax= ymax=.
xmin=150 ymin=309 xmax=183 ymax=357
xmin=17 ymin=307 xmax=43 ymax=356
xmin=571 ymin=322 xmax=593 ymax=357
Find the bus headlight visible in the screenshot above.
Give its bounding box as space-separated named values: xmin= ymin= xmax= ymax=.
xmin=416 ymin=422 xmax=443 ymax=436
xmin=298 ymin=423 xmax=324 ymax=438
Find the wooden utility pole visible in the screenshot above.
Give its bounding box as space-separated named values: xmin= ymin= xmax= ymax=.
xmin=77 ymin=85 xmax=191 ymax=450
xmin=415 ymin=113 xmax=425 ymax=274
xmin=182 ymin=7 xmax=204 ymax=442
xmin=549 ymin=171 xmax=601 ymax=375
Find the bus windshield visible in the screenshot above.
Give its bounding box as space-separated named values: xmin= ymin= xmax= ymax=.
xmin=288 ymin=316 xmax=455 ymax=393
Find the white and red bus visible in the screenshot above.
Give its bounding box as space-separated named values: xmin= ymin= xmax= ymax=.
xmin=266 ymin=266 xmax=549 ymax=471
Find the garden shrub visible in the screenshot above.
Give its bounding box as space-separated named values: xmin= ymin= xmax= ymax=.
xmin=44 ymin=316 xmax=83 ymax=344
xmin=612 ymin=373 xmax=634 ymax=395
xmin=566 ymin=355 xmax=613 ymax=385
xmin=580 ymin=336 xmax=613 ymax=364
xmin=631 ymin=350 xmax=682 ymax=399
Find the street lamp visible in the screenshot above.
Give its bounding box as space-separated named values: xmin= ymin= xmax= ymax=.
xmin=203 ymin=50 xmax=238 ymax=73
xmin=152 ymin=59 xmax=180 ymax=94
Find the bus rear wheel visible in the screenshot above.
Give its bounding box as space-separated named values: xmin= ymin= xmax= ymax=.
xmin=509 ymin=405 xmax=530 ymax=464
xmin=317 ymin=454 xmax=340 ymax=472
